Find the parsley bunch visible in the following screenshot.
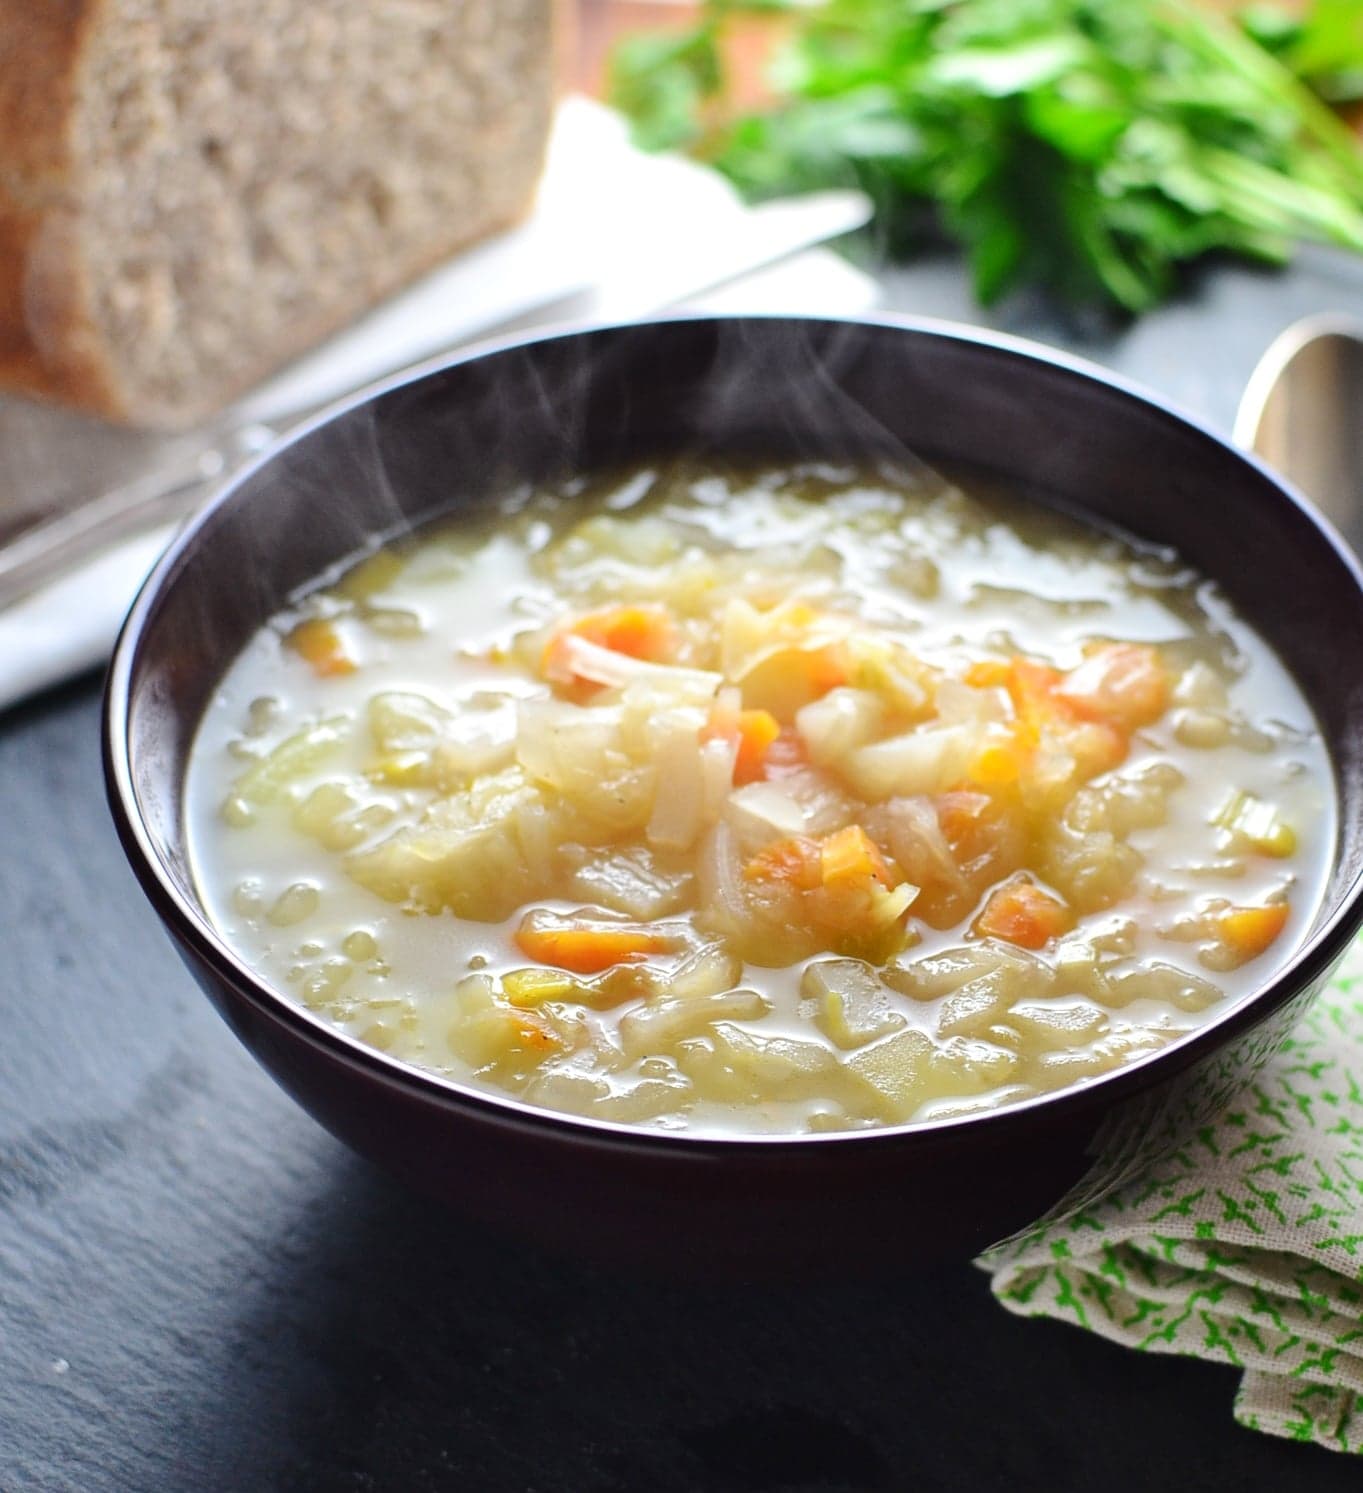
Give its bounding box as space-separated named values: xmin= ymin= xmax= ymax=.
xmin=609 ymin=0 xmax=1363 ymax=313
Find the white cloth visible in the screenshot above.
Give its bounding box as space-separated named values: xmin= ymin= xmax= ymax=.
xmin=0 ymin=97 xmax=876 ymax=713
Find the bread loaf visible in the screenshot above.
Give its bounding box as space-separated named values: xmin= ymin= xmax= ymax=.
xmin=0 ymin=2 xmax=558 ymax=428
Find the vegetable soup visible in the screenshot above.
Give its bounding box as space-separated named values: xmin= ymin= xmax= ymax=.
xmin=186 ymin=462 xmax=1334 ymax=1134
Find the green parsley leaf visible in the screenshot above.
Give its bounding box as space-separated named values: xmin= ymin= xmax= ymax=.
xmin=608 ymin=0 xmax=1363 ymax=315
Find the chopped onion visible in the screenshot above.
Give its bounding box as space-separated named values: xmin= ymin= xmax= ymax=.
xmin=513 ymin=799 xmax=555 ymax=884
xmin=934 ymin=676 xmax=1006 ymax=726
xmin=714 ymin=683 xmax=742 ymax=718
xmin=697 ymin=821 xmax=747 ymax=928
xmin=434 ymin=730 xmax=515 ymax=779
xmin=779 ymin=768 xmax=858 ymax=836
xmin=668 ymin=942 xmax=744 ymax=1001
xmin=515 ymin=698 xmax=622 ymax=786
xmin=646 ymin=713 xmax=706 ymax=851
xmin=700 ymin=735 xmax=738 ymax=819
xmin=720 ymin=596 xmax=849 ymax=680
xmin=845 ymin=724 xmax=979 ymax=801
xmin=568 ymin=847 xmax=694 ymax=919
xmin=878 ymin=796 xmax=967 ymax=895
xmin=548 ymin=634 xmax=721 ymax=697
xmin=619 ymin=986 xmax=768 ymax=1061
xmin=1172 ymin=660 xmax=1229 ymax=711
xmin=795 ymin=687 xmax=885 ymax=767
xmin=368 ymin=691 xmax=451 ymax=752
xmin=725 ymin=781 xmax=807 ymax=848
xmin=719 ymin=598 xmax=768 ymax=678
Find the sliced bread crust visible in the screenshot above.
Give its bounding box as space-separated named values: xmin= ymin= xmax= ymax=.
xmin=0 ymin=1 xmax=559 ymax=427
xmin=0 ymin=6 xmax=122 ymax=414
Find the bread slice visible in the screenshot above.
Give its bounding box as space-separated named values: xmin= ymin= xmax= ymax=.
xmin=0 ymin=1 xmax=559 ymax=428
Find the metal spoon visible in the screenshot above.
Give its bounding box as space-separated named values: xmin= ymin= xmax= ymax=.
xmin=1235 ymin=312 xmax=1363 ymax=556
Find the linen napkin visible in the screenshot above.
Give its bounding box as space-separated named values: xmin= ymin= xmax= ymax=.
xmin=981 ymin=933 xmax=1363 ymax=1454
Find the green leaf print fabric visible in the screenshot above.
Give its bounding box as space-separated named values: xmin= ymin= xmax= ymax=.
xmin=981 ymin=937 xmax=1363 ymax=1454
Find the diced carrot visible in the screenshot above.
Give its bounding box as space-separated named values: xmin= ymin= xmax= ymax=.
xmin=732 ymin=709 xmax=780 ymax=784
xmin=286 ymin=618 xmax=357 ymax=677
xmin=935 ymin=790 xmax=994 ymax=844
xmin=1063 ymin=719 xmax=1128 ymax=779
xmin=1057 ymin=643 xmax=1169 ymax=731
xmin=815 ymin=878 xmax=915 ymax=938
xmin=580 ymin=604 xmax=675 ymax=660
xmin=987 ymin=655 xmax=1135 ymax=793
xmin=743 ymin=826 xmax=917 ymax=959
xmin=734 ymin=710 xmax=781 ymax=783
xmin=1005 ymin=658 xmax=1066 ymax=722
xmin=744 ymin=836 xmax=822 ymax=889
xmin=975 ymin=878 xmax=1074 ymax=950
xmin=1217 ymin=902 xmax=1290 ymax=963
xmin=513 ymin=916 xmax=672 ymax=974
xmin=703 ymin=705 xmax=781 ymax=786
xmin=819 ymin=825 xmax=892 ymax=889
xmin=540 ymin=604 xmax=676 ymax=682
xmin=808 ymin=643 xmax=850 ymax=696
xmin=511 ymin=1011 xmax=564 ymax=1051
xmin=815 ymin=826 xmax=916 ymax=953
xmin=964 ymin=659 xmax=1011 ymax=689
xmin=968 ymin=732 xmax=1025 ymax=788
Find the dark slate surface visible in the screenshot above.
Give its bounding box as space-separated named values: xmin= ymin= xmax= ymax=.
xmin=5 ymin=250 xmax=1363 ymax=1493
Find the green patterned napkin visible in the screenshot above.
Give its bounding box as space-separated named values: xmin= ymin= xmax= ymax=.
xmin=980 ymin=936 xmax=1363 ymax=1454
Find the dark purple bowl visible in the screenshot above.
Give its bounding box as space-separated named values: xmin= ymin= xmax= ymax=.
xmin=104 ymin=315 xmax=1363 ymax=1270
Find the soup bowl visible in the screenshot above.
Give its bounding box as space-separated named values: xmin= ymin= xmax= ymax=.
xmin=104 ymin=315 xmax=1363 ymax=1269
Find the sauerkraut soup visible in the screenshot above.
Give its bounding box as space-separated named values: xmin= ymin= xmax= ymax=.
xmin=186 ymin=462 xmax=1333 ymax=1134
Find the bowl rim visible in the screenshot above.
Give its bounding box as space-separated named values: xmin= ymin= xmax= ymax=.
xmin=103 ymin=309 xmax=1363 ymax=1155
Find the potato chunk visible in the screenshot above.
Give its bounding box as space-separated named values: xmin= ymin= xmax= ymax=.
xmin=803 ymin=959 xmax=906 ymax=1050
xmin=619 ymin=988 xmax=770 ymax=1061
xmin=845 ymin=1028 xmax=935 ymax=1121
xmin=1006 ymin=998 xmax=1110 ymax=1050
xmin=347 ymin=767 xmax=546 ymax=920
xmin=678 ymin=1023 xmax=842 ymax=1105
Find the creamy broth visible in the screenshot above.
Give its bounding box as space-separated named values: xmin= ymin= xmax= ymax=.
xmin=186 ymin=463 xmax=1334 ymax=1134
